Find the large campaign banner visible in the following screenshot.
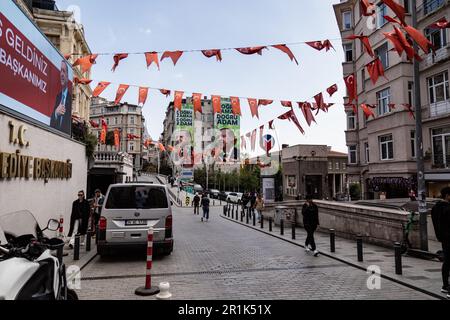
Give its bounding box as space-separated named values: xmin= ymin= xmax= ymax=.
xmin=0 ymin=1 xmax=73 ymax=135
xmin=174 ymin=102 xmax=195 ymax=177
xmin=214 ymin=98 xmax=240 ymax=163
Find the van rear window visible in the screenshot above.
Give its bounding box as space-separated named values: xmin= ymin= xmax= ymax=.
xmin=105 ymin=186 xmax=168 ymax=209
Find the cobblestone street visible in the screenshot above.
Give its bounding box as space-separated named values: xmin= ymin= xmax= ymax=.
xmin=76 ymin=205 xmax=435 ymax=300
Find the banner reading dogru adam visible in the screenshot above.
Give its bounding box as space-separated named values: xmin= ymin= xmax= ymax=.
xmin=173 ymin=102 xmax=195 ymax=169
xmin=0 ymin=1 xmax=73 ymax=135
xmin=214 ymin=99 xmax=240 ymax=162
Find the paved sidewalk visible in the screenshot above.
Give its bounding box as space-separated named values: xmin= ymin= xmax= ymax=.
xmin=221 ymin=210 xmax=447 ymax=300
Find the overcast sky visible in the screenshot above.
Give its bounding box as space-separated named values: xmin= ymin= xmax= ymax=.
xmin=57 ymin=0 xmax=347 ymax=154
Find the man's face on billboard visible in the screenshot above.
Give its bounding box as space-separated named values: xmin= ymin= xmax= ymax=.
xmin=220 ymin=129 xmax=235 ymax=146
xmin=60 ymin=61 xmax=68 ymax=88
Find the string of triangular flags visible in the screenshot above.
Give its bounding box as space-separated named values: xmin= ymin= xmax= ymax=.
xmin=66 ymin=39 xmax=341 ymax=74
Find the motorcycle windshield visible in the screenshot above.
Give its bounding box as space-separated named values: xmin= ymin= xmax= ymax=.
xmin=0 ymin=210 xmax=41 ymax=244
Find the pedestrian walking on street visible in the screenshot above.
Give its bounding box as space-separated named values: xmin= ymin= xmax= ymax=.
xmin=193 ymin=193 xmax=201 ymax=215
xmin=302 ymin=195 xmax=320 ymax=257
xmin=67 ymin=190 xmax=90 ymax=248
xmin=255 ymin=194 xmax=265 ymax=222
xmin=92 ymin=189 xmax=105 ymax=233
xmin=431 ymin=186 xmax=450 ymax=298
xmin=201 ymin=193 xmax=210 ymax=222
xmin=250 ymin=192 xmax=257 ymax=218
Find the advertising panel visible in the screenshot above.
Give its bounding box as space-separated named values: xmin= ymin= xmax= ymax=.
xmin=0 ymin=1 xmax=73 ymax=135
xmin=214 ymin=99 xmax=240 ymax=163
xmin=173 ymin=102 xmax=194 ymax=180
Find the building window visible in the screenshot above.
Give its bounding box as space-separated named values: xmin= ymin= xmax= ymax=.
xmin=404 ymin=0 xmax=410 ymax=13
xmin=364 ymin=142 xmax=370 ymax=164
xmin=347 ymin=112 xmax=356 ymax=130
xmin=432 ymin=127 xmax=450 ymax=168
xmin=106 ymin=118 xmax=110 ymax=125
xmin=425 ymin=27 xmax=447 ymax=50
xmin=408 ymin=81 xmax=414 ymax=106
xmin=335 ymin=162 xmax=340 ymax=170
xmin=375 ymin=42 xmax=389 ymax=69
xmin=128 ymin=106 xmax=137 ymax=112
xmin=349 ymin=145 xmax=357 ymax=164
xmin=344 ymin=43 xmax=353 ymax=62
xmin=343 ymin=11 xmax=352 ymax=30
xmin=377 ymin=3 xmax=388 ymax=28
xmin=329 ymin=161 xmax=333 ymax=170
xmin=343 ymin=162 xmax=346 ymax=171
xmin=129 ymin=143 xmax=134 ymax=152
xmin=411 ymin=131 xmax=416 ymax=158
xmin=130 ymin=116 xmax=135 ymax=125
xmin=377 ymin=87 xmax=391 ymax=116
xmin=379 ymin=134 xmax=394 ymax=160
xmin=428 ymin=71 xmax=449 ymax=104
xmin=424 ymin=0 xmax=444 ymax=15
xmin=130 ymin=128 xmax=135 ymax=134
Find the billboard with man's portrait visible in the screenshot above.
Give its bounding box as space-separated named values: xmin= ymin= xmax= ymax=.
xmin=174 ymin=102 xmax=195 ymax=170
xmin=0 ymin=1 xmax=73 ymax=135
xmin=214 ymin=99 xmax=240 ymax=163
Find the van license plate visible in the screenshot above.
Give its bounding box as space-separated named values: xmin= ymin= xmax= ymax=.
xmin=125 ymin=220 xmax=147 ymax=226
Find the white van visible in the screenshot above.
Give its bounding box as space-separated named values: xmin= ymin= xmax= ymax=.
xmin=97 ymin=183 xmax=173 ymax=257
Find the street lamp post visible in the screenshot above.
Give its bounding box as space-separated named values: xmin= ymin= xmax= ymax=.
xmin=412 ymin=0 xmax=428 ymax=251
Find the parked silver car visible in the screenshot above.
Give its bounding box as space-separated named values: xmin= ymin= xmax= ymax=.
xmin=97 ymin=183 xmax=173 ymax=257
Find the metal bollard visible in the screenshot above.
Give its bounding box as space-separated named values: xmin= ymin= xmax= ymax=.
xmin=253 ymin=210 xmax=256 ymax=226
xmin=291 ymin=221 xmax=296 ymax=240
xmin=74 ymin=234 xmax=80 ymax=261
xmin=260 ymin=214 xmax=264 ymax=229
xmin=232 ymin=204 xmax=235 ymax=219
xmin=356 ymin=235 xmax=363 ymax=262
xmin=236 ymin=207 xmax=239 ymax=221
xmin=86 ymin=231 xmax=92 ymax=252
xmin=223 ymin=206 xmax=227 ymax=216
xmin=269 ymin=217 xmax=272 ymax=232
xmin=330 ymin=229 xmax=336 ymax=253
xmin=241 ymin=207 xmax=244 ymax=222
xmin=246 ymin=207 xmax=249 ymax=224
xmin=394 ymin=242 xmax=402 ymax=275
xmin=280 ymin=219 xmax=284 ymax=235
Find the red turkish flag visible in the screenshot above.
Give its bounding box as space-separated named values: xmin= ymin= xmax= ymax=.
xmin=112 ymin=53 xmax=128 ymax=72
xmin=281 ymin=101 xmax=292 ymax=108
xmin=230 ymin=96 xmax=241 ymax=116
xmin=272 ymin=45 xmax=299 ymax=65
xmin=323 ymin=40 xmax=335 ymax=52
xmin=115 ymin=84 xmax=130 ymax=104
xmin=388 ymin=103 xmax=396 ymax=111
xmin=251 ymin=129 xmax=257 ymax=151
xmin=211 ymin=95 xmax=222 ymax=114
xmin=403 ymin=104 xmax=415 ymax=119
xmin=236 ymin=47 xmax=266 ymax=55
xmin=74 ymin=77 xmax=92 ymax=85
xmin=258 ymin=99 xmax=273 ymax=106
xmin=159 ymin=143 xmax=166 ymax=152
xmin=100 ymin=118 xmax=107 ymax=144
xmin=327 ymin=84 xmax=338 ymax=97
xmin=268 ymin=120 xmax=274 ymax=130
xmin=192 ymin=93 xmax=202 ymax=114
xmin=361 ymin=104 xmax=375 ymax=119
xmin=248 ymin=98 xmax=259 ymax=119
xmin=138 ymin=87 xmax=149 ymax=106
xmin=393 ymin=26 xmax=416 ymax=60
xmin=92 ymin=81 xmax=111 ymax=97
xmin=289 ymin=110 xmax=305 ymax=135
xmin=366 ymin=57 xmax=387 ymax=84
xmin=161 ymin=51 xmax=184 ymax=66
xmin=89 ymin=120 xmax=99 ymax=128
xmin=346 ymin=34 xmax=374 ymax=57
xmin=385 ymin=16 xmax=433 ymax=54
xmin=344 ymin=74 xmax=357 ymax=104
xmin=429 ymin=18 xmax=450 ymax=29
xmin=160 ymin=89 xmax=171 ymax=97
xmin=145 ymin=52 xmax=160 ymax=70
xmin=173 ymin=91 xmax=184 ymax=111
xmin=114 ymin=129 xmax=120 ymax=149
xmin=314 ymin=92 xmax=327 ymax=112
xmin=383 ymin=30 xmax=405 ymax=58
xmin=360 ymin=0 xmax=375 ymax=16
xmin=298 ymin=102 xmax=316 ymax=127
xmin=306 ymin=41 xmax=324 ymax=51
xmin=201 ymin=49 xmax=222 ymax=61
xmin=381 ymin=0 xmax=406 ymax=26
xmin=73 ymin=54 xmax=98 ymax=74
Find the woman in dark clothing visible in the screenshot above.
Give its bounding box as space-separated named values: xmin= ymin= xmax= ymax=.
xmin=302 ymin=195 xmax=320 ymax=257
xmin=67 ymin=190 xmax=90 ymax=247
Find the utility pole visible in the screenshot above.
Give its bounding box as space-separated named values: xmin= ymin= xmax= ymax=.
xmin=412 ymin=0 xmax=428 ymax=251
xmin=157 ymin=149 xmax=160 ymax=175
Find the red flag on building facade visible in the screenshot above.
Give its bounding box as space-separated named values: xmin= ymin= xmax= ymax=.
xmin=92 ymin=81 xmax=111 ymax=97
xmin=360 ymin=0 xmax=375 ymax=16
xmin=114 ymin=84 xmax=130 ymax=104
xmin=193 ymin=93 xmax=202 ymax=114
xmin=212 ymin=95 xmax=222 ymax=114
xmin=248 ymin=98 xmax=259 ymax=119
xmin=100 ymin=118 xmax=107 ymax=144
xmin=230 ymin=96 xmax=241 ymax=116
xmin=174 ymin=91 xmax=184 ymax=111
xmin=344 ymin=74 xmax=358 ymax=103
xmin=428 ymin=18 xmax=450 ymax=29
xmin=381 ymin=0 xmax=406 ymax=26
xmin=114 ymin=128 xmax=120 ymax=149
xmin=361 ymin=104 xmax=375 ymax=119
xmin=89 ymin=120 xmax=99 ymax=128
xmin=346 ymin=34 xmax=374 ymax=57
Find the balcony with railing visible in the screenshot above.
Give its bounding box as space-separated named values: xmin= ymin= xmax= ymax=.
xmin=429 ymin=100 xmax=450 ymax=117
xmin=417 ymin=0 xmax=447 ymax=21
xmin=420 ymin=45 xmax=450 ymax=70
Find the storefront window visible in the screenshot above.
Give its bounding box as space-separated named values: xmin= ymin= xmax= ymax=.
xmin=432 ymin=127 xmax=450 ymax=168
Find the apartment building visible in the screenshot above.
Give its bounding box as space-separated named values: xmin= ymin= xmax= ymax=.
xmin=334 ymin=0 xmax=450 ymax=199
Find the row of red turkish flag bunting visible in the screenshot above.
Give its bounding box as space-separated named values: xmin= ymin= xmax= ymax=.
xmin=67 ymin=41 xmax=342 ymax=75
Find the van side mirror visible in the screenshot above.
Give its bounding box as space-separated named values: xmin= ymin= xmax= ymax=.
xmin=44 ymin=219 xmax=60 ymax=232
